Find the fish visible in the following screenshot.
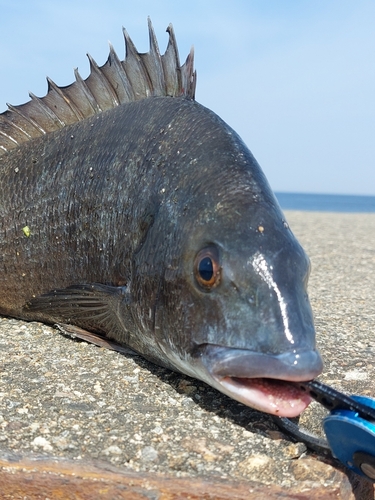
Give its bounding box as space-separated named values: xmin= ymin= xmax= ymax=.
xmin=0 ymin=19 xmax=323 ymax=417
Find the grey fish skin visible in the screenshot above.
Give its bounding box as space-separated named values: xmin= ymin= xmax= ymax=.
xmin=0 ymin=25 xmax=323 ymax=417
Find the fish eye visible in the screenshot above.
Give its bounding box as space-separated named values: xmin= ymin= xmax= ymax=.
xmin=194 ymin=246 xmax=221 ymax=291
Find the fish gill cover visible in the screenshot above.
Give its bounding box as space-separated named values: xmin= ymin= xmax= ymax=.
xmin=0 ymin=18 xmax=196 ymax=156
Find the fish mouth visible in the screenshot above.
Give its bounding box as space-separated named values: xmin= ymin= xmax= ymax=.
xmin=197 ymin=345 xmax=323 ymax=417
xmin=216 ymin=376 xmax=312 ymax=417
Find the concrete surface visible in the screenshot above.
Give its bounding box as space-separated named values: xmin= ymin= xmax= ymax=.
xmin=1 ymin=210 xmax=375 ymax=499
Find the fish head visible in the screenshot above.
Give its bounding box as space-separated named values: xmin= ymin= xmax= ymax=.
xmin=180 ymin=203 xmax=322 ymax=417
xmin=188 ymin=208 xmax=323 ymax=416
xmin=153 ymin=131 xmax=323 ymax=417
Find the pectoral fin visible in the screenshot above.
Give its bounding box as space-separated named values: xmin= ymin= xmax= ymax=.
xmin=25 ymin=283 xmax=134 ymax=347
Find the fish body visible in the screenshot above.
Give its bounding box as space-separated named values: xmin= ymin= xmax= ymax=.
xmin=0 ymin=21 xmax=323 ymax=416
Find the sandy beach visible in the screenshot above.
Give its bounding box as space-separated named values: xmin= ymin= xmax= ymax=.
xmin=1 ymin=210 xmax=375 ymax=498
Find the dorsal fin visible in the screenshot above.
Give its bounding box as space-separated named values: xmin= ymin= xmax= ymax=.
xmin=0 ymin=18 xmax=196 ymax=157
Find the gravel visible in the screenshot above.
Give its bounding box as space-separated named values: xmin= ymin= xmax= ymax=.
xmin=1 ymin=210 xmax=375 ymax=494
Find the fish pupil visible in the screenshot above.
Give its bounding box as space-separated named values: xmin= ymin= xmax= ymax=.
xmin=199 ymin=257 xmax=214 ymax=282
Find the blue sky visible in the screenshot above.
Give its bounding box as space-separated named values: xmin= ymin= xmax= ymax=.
xmin=0 ymin=0 xmax=374 ymax=195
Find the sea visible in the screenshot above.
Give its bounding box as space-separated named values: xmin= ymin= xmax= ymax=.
xmin=274 ymin=192 xmax=375 ymax=213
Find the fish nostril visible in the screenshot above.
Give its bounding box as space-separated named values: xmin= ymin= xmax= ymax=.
xmin=247 ymin=295 xmax=256 ymax=306
xmin=229 ymin=281 xmax=256 ymax=306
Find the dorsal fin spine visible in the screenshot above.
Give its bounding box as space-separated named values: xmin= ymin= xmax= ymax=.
xmin=0 ymin=109 xmax=32 ymax=142
xmin=73 ymin=68 xmax=102 ymax=114
xmin=106 ymin=43 xmax=135 ymax=102
xmin=29 ymin=91 xmax=66 ymax=129
xmin=143 ymin=16 xmax=166 ymax=96
xmin=0 ymin=20 xmax=196 ymax=157
xmin=6 ymin=102 xmax=47 ymax=135
xmin=86 ymin=53 xmax=120 ymax=109
xmin=162 ymin=24 xmax=182 ymax=97
xmin=122 ymin=27 xmax=154 ymax=98
xmin=0 ymin=129 xmax=18 ymax=147
xmin=47 ymin=77 xmax=85 ymax=121
xmin=180 ymin=47 xmax=196 ymax=98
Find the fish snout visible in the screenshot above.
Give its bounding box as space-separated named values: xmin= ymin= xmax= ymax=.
xmin=195 ymin=345 xmax=324 ymax=417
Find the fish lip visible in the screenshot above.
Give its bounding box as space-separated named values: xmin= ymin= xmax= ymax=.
xmin=198 ymin=344 xmax=323 ymax=380
xmin=196 ymin=344 xmax=323 ymax=417
xmin=216 ymin=376 xmax=313 ymax=417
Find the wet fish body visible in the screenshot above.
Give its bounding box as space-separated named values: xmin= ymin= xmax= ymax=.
xmin=0 ymin=21 xmax=323 ymax=416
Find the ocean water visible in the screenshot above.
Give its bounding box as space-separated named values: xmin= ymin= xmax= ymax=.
xmin=275 ymin=192 xmax=375 ymax=213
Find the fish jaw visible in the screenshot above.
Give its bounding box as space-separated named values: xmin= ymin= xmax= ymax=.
xmin=214 ymin=376 xmax=312 ymax=417
xmin=194 ymin=345 xmax=323 ymax=417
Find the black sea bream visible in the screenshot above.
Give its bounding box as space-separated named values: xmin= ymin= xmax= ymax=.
xmin=0 ymin=20 xmax=323 ymax=417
